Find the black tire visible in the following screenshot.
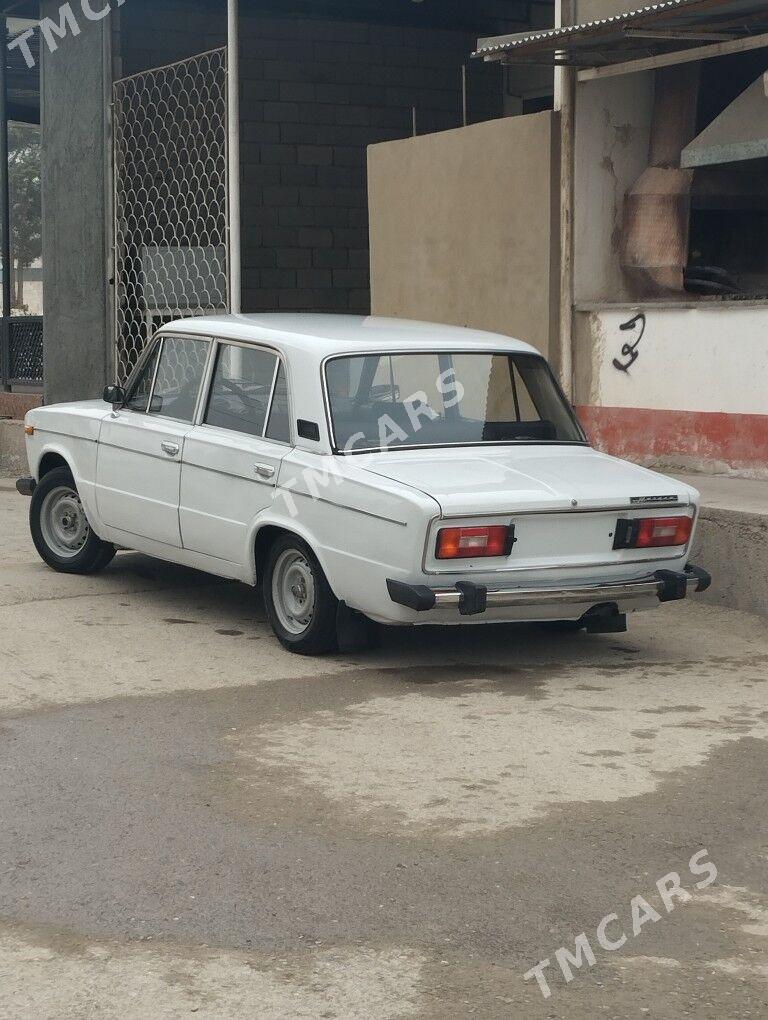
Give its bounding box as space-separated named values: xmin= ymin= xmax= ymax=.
xmin=30 ymin=466 xmax=116 ymax=575
xmin=263 ymin=534 xmax=338 ymax=655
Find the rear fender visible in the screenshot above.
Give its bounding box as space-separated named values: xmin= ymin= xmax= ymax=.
xmin=247 ymin=512 xmax=337 ymax=592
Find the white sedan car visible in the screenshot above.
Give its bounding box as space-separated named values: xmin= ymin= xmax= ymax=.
xmin=18 ymin=314 xmax=710 ymax=654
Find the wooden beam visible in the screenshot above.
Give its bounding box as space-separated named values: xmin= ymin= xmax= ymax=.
xmin=579 ymin=29 xmax=768 ymax=82
xmin=623 ymin=29 xmax=738 ymax=43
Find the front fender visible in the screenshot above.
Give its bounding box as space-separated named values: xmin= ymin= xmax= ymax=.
xmin=29 ymin=437 xmax=104 ymax=537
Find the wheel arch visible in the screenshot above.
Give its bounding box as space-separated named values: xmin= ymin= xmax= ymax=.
xmin=251 ymin=518 xmax=338 ymax=596
xmin=38 ymin=450 xmax=73 ymax=480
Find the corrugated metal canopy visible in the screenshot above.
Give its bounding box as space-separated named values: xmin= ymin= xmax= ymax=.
xmin=474 ymin=0 xmax=768 ymax=67
xmin=682 ymin=72 xmax=768 ymax=167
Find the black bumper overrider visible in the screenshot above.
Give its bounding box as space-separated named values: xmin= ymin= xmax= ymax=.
xmin=15 ymin=476 xmax=35 ymax=496
xmin=386 ymin=564 xmax=712 ymax=618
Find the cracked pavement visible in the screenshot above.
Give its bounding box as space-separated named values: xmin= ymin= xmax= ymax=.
xmin=0 ymin=480 xmax=766 ymax=1018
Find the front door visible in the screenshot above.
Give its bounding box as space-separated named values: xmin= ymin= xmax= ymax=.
xmin=180 ymin=341 xmax=291 ymax=562
xmin=96 ymin=335 xmax=211 ymax=547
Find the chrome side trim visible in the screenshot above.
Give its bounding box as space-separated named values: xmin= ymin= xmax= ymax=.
xmin=97 ymin=441 xmax=188 ymax=465
xmin=179 ymin=458 xmax=276 ymax=487
xmin=274 ymin=486 xmax=408 ymax=527
xmin=32 ymin=429 xmax=98 ymax=443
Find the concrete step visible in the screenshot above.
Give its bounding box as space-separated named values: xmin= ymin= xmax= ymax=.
xmin=0 ymin=392 xmax=42 ymax=418
xmin=0 ymin=419 xmax=26 ymax=478
xmin=675 ymin=472 xmax=768 ymax=618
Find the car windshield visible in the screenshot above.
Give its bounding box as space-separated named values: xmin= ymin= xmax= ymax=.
xmin=325 ymin=352 xmax=586 ymax=453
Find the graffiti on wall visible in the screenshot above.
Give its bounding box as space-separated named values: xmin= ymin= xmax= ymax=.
xmin=613 ymin=312 xmax=646 ymax=373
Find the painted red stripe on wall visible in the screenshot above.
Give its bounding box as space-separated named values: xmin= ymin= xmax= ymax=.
xmin=575 ymin=405 xmax=768 ymax=471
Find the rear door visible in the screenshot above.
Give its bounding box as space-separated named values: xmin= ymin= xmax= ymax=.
xmin=179 ymin=341 xmax=292 ymax=563
xmin=96 ymin=334 xmax=211 ymax=547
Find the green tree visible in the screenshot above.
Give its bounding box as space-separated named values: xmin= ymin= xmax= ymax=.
xmin=8 ymin=123 xmax=41 ymax=312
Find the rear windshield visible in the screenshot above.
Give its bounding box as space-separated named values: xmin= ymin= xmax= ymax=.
xmin=325 ymin=352 xmax=586 ymax=453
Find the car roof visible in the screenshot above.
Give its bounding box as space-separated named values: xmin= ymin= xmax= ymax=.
xmin=157 ymin=313 xmax=540 ymax=358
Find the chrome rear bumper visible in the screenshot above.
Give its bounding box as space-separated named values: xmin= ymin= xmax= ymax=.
xmin=387 ymin=564 xmax=712 ymax=618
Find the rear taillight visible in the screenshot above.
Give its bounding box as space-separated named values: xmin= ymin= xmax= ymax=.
xmin=614 ymin=515 xmax=693 ymax=550
xmin=436 ymin=525 xmax=512 ymax=560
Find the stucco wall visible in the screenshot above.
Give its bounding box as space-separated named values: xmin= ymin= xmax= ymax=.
xmin=367 ymin=112 xmax=559 ymax=356
xmin=41 ymin=3 xmax=111 ymax=403
xmin=573 ymin=72 xmax=654 ymax=305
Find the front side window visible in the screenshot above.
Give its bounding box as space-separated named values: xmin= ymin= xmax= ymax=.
xmin=325 ymin=352 xmax=585 ymax=453
xmin=149 ymin=336 xmax=209 ymax=423
xmin=124 ymin=341 xmax=160 ymax=412
xmin=205 ymin=343 xmax=279 ymax=438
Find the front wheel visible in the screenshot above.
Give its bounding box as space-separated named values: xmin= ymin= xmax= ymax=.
xmin=30 ymin=467 xmax=116 ymax=574
xmin=263 ymin=535 xmax=338 ymax=655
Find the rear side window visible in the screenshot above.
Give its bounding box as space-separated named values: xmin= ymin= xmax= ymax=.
xmin=265 ymin=363 xmax=290 ymax=443
xmin=149 ymin=337 xmax=209 ymax=423
xmin=205 ymin=344 xmax=279 ymax=438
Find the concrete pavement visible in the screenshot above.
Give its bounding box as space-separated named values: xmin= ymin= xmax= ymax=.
xmin=0 ymin=481 xmax=767 ymax=1018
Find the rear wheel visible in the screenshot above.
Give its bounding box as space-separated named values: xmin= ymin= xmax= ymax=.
xmin=30 ymin=467 xmax=116 ymax=574
xmin=263 ymin=535 xmax=338 ymax=655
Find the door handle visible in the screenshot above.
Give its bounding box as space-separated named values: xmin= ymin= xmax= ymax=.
xmin=254 ymin=463 xmax=275 ymax=479
xmin=161 ymin=442 xmax=180 ymax=457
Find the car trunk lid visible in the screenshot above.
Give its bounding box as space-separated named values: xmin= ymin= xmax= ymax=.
xmin=357 ymin=446 xmax=694 ymax=572
xmin=357 ymin=445 xmax=690 ymax=516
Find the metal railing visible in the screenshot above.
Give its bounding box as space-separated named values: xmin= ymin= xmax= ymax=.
xmin=112 ymin=47 xmax=230 ymax=386
xmin=0 ymin=315 xmax=43 ymax=388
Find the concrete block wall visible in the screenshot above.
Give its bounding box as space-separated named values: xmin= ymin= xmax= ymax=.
xmin=236 ymin=15 xmax=507 ymax=314
xmin=119 ymin=0 xmax=524 ymax=316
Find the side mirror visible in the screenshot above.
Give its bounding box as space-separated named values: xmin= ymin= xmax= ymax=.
xmin=103 ymin=385 xmax=125 ymax=409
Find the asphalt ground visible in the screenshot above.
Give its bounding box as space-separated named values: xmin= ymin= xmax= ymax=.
xmin=0 ymin=479 xmax=766 ymax=1019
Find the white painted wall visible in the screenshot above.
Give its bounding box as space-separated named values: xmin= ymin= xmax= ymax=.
xmin=565 ymin=0 xmax=768 ymax=477
xmin=576 ymin=304 xmax=768 ymax=415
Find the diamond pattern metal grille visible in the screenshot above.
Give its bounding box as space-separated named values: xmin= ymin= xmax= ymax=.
xmin=113 ymin=48 xmax=230 ymax=385
xmin=8 ymin=316 xmax=44 ymax=382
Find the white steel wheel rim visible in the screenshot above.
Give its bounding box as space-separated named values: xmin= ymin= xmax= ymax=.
xmin=40 ymin=485 xmax=90 ymax=559
xmin=272 ymin=549 xmax=316 ymax=636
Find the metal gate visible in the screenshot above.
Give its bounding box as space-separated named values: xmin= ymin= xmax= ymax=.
xmin=0 ymin=315 xmax=44 ymax=388
xmin=112 ymin=48 xmax=230 ymax=385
